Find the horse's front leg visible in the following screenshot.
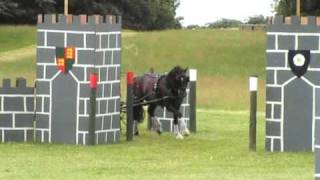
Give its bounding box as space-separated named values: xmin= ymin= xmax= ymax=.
xmin=179 ymin=118 xmax=190 ymax=136
xmin=166 ymin=105 xmax=184 ymax=139
xmin=148 ymin=104 xmax=162 ymax=134
xmin=173 ymin=113 xmax=184 ymax=140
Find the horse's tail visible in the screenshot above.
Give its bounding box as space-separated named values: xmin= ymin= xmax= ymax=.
xmin=133 ymin=105 xmax=144 ymax=123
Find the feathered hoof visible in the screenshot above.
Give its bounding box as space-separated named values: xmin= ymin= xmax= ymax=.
xmin=176 ymin=133 xmax=184 ymax=140
xmin=182 ymin=129 xmax=190 ymax=136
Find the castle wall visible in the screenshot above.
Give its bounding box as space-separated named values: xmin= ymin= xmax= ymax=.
xmin=0 ymin=78 xmax=34 ymax=142
xmin=266 ymin=16 xmax=320 ymax=152
xmin=36 ymin=14 xmax=121 ymax=144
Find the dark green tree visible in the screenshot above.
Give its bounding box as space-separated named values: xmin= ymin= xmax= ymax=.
xmin=121 ymin=0 xmax=180 ymax=30
xmin=207 ymin=19 xmax=242 ymax=29
xmin=0 ymin=0 xmax=18 ymax=17
xmin=274 ymin=0 xmax=320 ymax=16
xmin=246 ymin=15 xmax=266 ymax=24
xmin=0 ymin=0 xmax=181 ymax=30
xmin=0 ymin=0 xmax=55 ymax=23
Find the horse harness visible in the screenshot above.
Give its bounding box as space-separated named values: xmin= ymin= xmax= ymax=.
xmin=133 ymin=73 xmax=185 ymax=106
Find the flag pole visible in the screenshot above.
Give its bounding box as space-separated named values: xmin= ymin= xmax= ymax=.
xmin=64 ymin=0 xmax=68 ymax=16
xmin=296 ymin=0 xmax=301 ymax=17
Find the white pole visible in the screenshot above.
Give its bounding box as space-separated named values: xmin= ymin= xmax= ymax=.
xmin=296 ymin=0 xmax=301 ymax=17
xmin=249 ymin=76 xmax=258 ymax=92
xmin=189 ymin=69 xmax=197 ymax=82
xmin=189 ymin=69 xmax=197 ymax=132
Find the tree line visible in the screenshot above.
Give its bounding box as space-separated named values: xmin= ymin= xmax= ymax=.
xmin=273 ymin=0 xmax=320 ymax=16
xmin=190 ymin=0 xmax=320 ymax=30
xmin=186 ymin=15 xmax=266 ymax=29
xmin=0 ymin=0 xmax=181 ymax=30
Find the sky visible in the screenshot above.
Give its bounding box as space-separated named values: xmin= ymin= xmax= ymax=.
xmin=176 ymin=0 xmax=275 ymax=26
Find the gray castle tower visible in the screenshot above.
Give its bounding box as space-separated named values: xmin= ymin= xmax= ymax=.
xmin=266 ymin=16 xmax=320 ymax=152
xmin=35 ymin=14 xmax=121 ymax=144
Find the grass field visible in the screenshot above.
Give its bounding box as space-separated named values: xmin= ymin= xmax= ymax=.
xmin=0 ymin=26 xmax=314 ymax=179
xmin=0 ymin=111 xmax=313 ymax=179
xmin=0 ymin=27 xmax=266 ymax=111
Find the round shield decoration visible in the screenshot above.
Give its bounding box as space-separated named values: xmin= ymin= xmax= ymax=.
xmin=288 ymin=50 xmax=310 ymax=78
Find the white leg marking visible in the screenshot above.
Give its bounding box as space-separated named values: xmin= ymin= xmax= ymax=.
xmin=174 ymin=124 xmax=183 ymax=140
xmin=179 ymin=119 xmax=190 ymax=136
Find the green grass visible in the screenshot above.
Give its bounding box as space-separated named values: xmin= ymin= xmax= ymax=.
xmin=122 ymin=29 xmax=265 ymax=78
xmin=122 ymin=29 xmax=267 ymax=110
xmin=0 ymin=27 xmax=267 ymax=110
xmin=0 ymin=111 xmax=313 ymax=179
xmin=0 ymin=26 xmax=313 ymax=179
xmin=0 ymin=56 xmax=36 ymax=86
xmin=0 ymin=26 xmax=36 ymax=52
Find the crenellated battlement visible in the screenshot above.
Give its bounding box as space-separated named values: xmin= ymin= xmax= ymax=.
xmin=268 ymin=16 xmax=314 ymax=25
xmin=0 ymin=78 xmax=34 ymax=143
xmin=0 ymin=78 xmax=34 ymax=94
xmin=37 ymin=14 xmax=121 ymax=25
xmin=267 ymin=15 xmax=320 ymax=32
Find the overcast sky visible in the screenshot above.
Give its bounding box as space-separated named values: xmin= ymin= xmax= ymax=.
xmin=176 ymin=0 xmax=274 ymax=26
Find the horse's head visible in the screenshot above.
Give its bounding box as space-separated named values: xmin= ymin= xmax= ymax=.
xmin=167 ymin=66 xmax=190 ymax=97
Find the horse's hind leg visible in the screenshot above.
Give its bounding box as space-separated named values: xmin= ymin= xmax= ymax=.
xmin=148 ymin=104 xmax=162 ymax=134
xmin=133 ymin=105 xmax=143 ymax=136
xmin=133 ymin=120 xmax=139 ymax=136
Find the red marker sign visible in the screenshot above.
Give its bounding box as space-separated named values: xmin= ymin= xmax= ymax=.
xmin=90 ymin=73 xmax=98 ymax=89
xmin=127 ymin=72 xmax=134 ymax=85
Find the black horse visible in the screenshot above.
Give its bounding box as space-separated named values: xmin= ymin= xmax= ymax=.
xmin=133 ymin=66 xmax=190 ymax=139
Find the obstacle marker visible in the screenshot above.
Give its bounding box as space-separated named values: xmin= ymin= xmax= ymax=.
xmin=0 ymin=14 xmax=122 ymax=145
xmin=88 ymin=73 xmax=98 ymax=145
xmin=126 ymin=72 xmax=134 ymax=141
xmin=249 ymin=75 xmax=258 ymax=152
xmin=266 ymin=16 xmax=320 ymax=152
xmin=34 ymin=14 xmax=122 ymax=145
xmin=189 ymin=69 xmax=197 ymax=133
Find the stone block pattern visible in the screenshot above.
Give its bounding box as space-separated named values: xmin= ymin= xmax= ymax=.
xmin=0 ymin=78 xmax=34 ymax=142
xmin=36 ymin=14 xmax=121 ymax=144
xmin=266 ymin=16 xmax=320 ymax=153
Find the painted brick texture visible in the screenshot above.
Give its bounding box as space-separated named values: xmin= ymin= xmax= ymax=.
xmin=36 ymin=14 xmax=121 ymax=145
xmin=0 ymin=78 xmax=34 ymax=142
xmin=266 ymin=16 xmax=320 ymax=157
